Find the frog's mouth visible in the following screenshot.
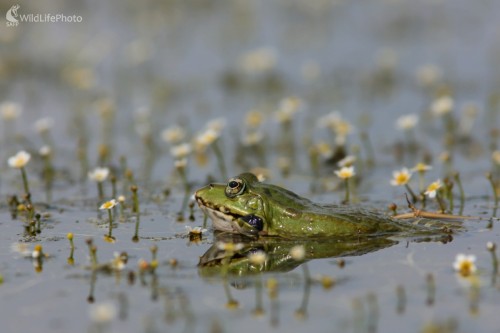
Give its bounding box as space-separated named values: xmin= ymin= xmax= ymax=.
xmin=195 ymin=197 xmax=263 ymax=235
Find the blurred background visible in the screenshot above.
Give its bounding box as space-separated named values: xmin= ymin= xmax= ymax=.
xmin=1 ymin=0 xmax=499 ymax=186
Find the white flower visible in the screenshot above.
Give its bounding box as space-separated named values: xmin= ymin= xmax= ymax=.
xmin=290 ymin=245 xmax=305 ymax=260
xmin=34 ymin=117 xmax=53 ymax=134
xmin=453 ymin=254 xmax=477 ymax=277
xmin=161 ymin=125 xmax=186 ymax=144
xmin=117 ymin=195 xmax=126 ymax=203
xmin=334 ymin=166 xmax=355 ymax=179
xmin=338 ymin=155 xmax=356 ymax=167
xmin=274 ymin=97 xmax=302 ymax=123
xmin=416 ymin=64 xmax=442 ymax=87
xmin=195 ymin=128 xmax=220 ymax=149
xmin=0 ymin=102 xmax=22 ymax=120
xmin=206 ymin=118 xmax=227 ymax=133
xmin=39 ymin=145 xmax=52 ymax=157
xmin=185 ymin=226 xmax=207 ymax=235
xmin=395 ymin=114 xmax=419 ymax=131
xmin=248 ymin=251 xmax=267 ymax=265
xmin=88 ymin=167 xmax=109 ymax=182
xmin=170 ymin=143 xmax=192 ymax=159
xmin=313 ymin=142 xmax=333 ymax=159
xmin=317 ymin=111 xmax=342 ymax=129
xmin=111 ymin=252 xmax=126 ymax=271
xmin=32 ymin=249 xmax=41 ymax=259
xmin=238 ymin=47 xmax=276 ymax=74
xmin=174 ymin=158 xmax=187 ymax=169
xmin=8 ymin=151 xmax=31 ymax=168
xmin=245 ymin=110 xmax=264 ymax=128
xmin=431 ymin=96 xmax=454 ymax=116
xmin=242 ymin=131 xmax=264 ymax=146
xmin=411 ymin=163 xmax=432 ymax=172
xmin=99 ymin=199 xmax=117 ymax=210
xmin=317 ymin=112 xmax=353 ymax=145
xmin=390 ymin=168 xmax=412 ymax=186
xmin=89 ymin=302 xmax=117 ymax=323
xmin=424 ymin=179 xmax=442 ymax=198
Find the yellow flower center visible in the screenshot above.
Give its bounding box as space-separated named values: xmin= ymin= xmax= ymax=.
xmin=458 ymin=261 xmax=474 ymax=276
xmin=427 ymin=182 xmax=441 ymax=192
xmin=395 ymin=173 xmax=410 ymax=185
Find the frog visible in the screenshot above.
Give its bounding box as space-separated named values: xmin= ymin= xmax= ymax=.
xmin=194 ymin=173 xmax=455 ymax=239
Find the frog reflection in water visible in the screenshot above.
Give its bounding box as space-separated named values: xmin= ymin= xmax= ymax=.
xmin=198 ymin=233 xmax=399 ymax=277
xmin=195 ymin=173 xmax=457 ymax=239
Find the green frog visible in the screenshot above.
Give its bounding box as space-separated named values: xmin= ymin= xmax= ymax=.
xmin=194 ymin=173 xmax=455 ymax=239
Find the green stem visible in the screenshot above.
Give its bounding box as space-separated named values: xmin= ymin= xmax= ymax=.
xmin=404 ymin=184 xmax=418 ymax=203
xmin=436 ymin=193 xmax=447 ymax=213
xmin=133 ymin=212 xmax=140 ymax=242
xmin=20 ymin=167 xmax=30 ymax=198
xmin=212 ymin=140 xmax=227 ymax=180
xmin=454 ymin=172 xmax=465 ymax=215
xmin=97 ymin=182 xmax=104 ymax=201
xmin=111 ymin=177 xmax=117 ymax=199
xmin=487 ymin=174 xmax=499 ymax=208
xmin=132 ymin=187 xmax=140 ymax=242
xmin=489 ymin=248 xmax=498 ymax=287
xmin=36 ymin=214 xmax=41 ymax=233
xmin=418 ymin=171 xmax=425 ymax=193
xmin=178 ymin=167 xmax=191 ymax=215
xmin=344 ymin=179 xmax=350 ymax=203
xmin=107 ymin=209 xmax=113 ymax=237
xmin=448 ymin=191 xmax=454 ymax=213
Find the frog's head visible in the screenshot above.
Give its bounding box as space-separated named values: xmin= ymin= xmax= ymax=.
xmin=195 ymin=173 xmax=269 ymax=237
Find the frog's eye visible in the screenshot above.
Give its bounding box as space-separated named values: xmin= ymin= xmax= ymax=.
xmin=225 ymin=177 xmax=245 ymax=198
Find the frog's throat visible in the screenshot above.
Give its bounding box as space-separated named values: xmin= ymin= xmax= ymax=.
xmin=196 ymin=198 xmax=248 ymax=233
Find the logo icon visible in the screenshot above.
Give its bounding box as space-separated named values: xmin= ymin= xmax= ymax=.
xmin=6 ymin=4 xmax=20 ymax=27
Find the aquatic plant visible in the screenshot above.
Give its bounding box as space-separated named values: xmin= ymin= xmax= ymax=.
xmin=8 ymin=150 xmax=32 ymax=204
xmin=88 ymin=167 xmax=110 ymax=201
xmin=194 ymin=118 xmax=227 ymax=180
xmin=100 ymin=199 xmax=117 ymax=239
xmin=424 ymin=179 xmax=446 ymax=212
xmin=485 ymin=172 xmax=499 ymax=208
xmin=453 ymin=254 xmax=477 ymax=277
xmin=67 ymin=232 xmax=75 ymax=265
xmin=185 ymin=226 xmax=207 ymax=242
xmin=390 ymin=167 xmax=417 ymax=202
xmin=335 ymin=166 xmax=355 ymax=203
xmin=411 ymin=162 xmax=432 ymax=193
xmin=86 ymin=238 xmax=98 ymax=268
xmin=131 ymin=185 xmax=140 ymax=242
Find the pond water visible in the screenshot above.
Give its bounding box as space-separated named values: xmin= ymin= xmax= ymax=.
xmin=1 ymin=0 xmax=500 ymax=332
